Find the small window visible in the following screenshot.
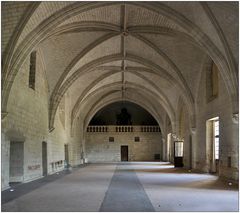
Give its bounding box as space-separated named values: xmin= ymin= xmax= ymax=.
xmin=134 ymin=137 xmax=140 ymax=142
xmin=29 ymin=51 xmax=37 ymax=90
xmin=227 ymin=157 xmax=231 ymax=168
xmin=109 ymin=137 xmax=114 ymax=142
xmin=211 ymin=63 xmax=218 ymax=97
xmin=206 ymin=61 xmax=219 ymax=102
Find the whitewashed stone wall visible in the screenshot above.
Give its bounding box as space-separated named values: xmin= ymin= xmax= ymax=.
xmin=85 ymin=130 xmax=162 ymax=162
xmin=194 ymin=66 xmax=238 ymax=180
xmin=1 ymin=51 xmax=81 ymax=190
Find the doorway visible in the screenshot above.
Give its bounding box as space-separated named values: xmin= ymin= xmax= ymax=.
xmin=42 ymin=142 xmax=48 ymax=176
xmin=9 ymin=141 xmax=24 ymax=183
xmin=189 ymin=134 xmax=192 ymax=169
xmin=206 ymin=117 xmax=219 ymax=173
xmin=174 ymin=141 xmax=184 ymax=167
xmin=167 ymin=133 xmax=171 ymax=162
xmin=64 ymin=144 xmax=69 ymax=167
xmin=121 ymin=146 xmax=128 ymax=161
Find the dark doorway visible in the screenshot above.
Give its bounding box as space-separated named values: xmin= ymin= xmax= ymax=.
xmin=174 ymin=141 xmax=184 ymax=167
xmin=189 ymin=135 xmax=192 ymax=169
xmin=64 ymin=144 xmax=69 ymax=167
xmin=121 ymin=146 xmax=128 ymax=161
xmin=9 ymin=141 xmax=24 ymax=183
xmin=42 ymin=142 xmax=47 ymax=176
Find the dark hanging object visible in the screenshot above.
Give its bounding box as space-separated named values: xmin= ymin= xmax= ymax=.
xmin=116 ymin=108 xmax=132 ymax=125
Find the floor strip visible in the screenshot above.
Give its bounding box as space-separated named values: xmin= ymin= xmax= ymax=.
xmin=100 ymin=163 xmax=155 ymax=212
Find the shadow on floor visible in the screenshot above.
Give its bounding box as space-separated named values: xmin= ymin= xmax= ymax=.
xmin=1 ymin=165 xmax=87 ymax=204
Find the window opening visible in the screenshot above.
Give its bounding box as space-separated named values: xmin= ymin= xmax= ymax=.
xmin=214 ymin=119 xmax=219 ymax=160
xmin=174 ymin=141 xmax=184 ymax=157
xmin=211 ymin=63 xmax=219 ymax=97
xmin=228 ymin=157 xmax=231 ymax=168
xmin=134 ymin=137 xmax=140 ymax=142
xmin=29 ymin=51 xmax=37 ymax=90
xmin=206 ymin=61 xmax=219 ymax=102
xmin=109 ymin=137 xmax=114 ymax=142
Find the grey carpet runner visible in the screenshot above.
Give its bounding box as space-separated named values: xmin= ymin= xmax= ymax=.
xmin=100 ymin=163 xmax=155 ymax=212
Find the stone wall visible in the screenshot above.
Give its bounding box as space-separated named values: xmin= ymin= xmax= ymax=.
xmin=194 ymin=63 xmax=238 ymax=180
xmin=1 ymin=2 xmax=31 ymax=55
xmin=1 ymin=51 xmax=81 ymax=190
xmin=160 ymin=63 xmax=238 ymax=181
xmin=85 ymin=128 xmax=162 ymax=162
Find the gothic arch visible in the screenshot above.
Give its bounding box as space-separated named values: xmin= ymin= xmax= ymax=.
xmin=83 ymin=97 xmax=164 ymax=132
xmin=71 ymin=67 xmax=174 ymax=127
xmin=2 ymin=1 xmax=238 ymax=122
xmin=70 ymin=82 xmax=176 ymax=136
xmin=49 ymin=54 xmax=192 ymax=130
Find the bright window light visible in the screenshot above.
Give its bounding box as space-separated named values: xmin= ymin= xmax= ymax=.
xmin=214 ymin=120 xmax=219 ymax=160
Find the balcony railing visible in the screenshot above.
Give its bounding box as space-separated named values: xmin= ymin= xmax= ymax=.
xmin=86 ymin=125 xmax=161 ymax=133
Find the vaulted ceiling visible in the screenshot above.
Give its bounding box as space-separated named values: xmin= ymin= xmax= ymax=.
xmin=2 ymin=2 xmax=238 ymax=132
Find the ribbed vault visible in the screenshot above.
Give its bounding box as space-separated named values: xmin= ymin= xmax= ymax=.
xmin=2 ymin=1 xmax=238 ymax=136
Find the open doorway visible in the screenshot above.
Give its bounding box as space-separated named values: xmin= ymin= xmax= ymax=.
xmin=9 ymin=141 xmax=24 ymax=183
xmin=42 ymin=142 xmax=48 ymax=176
xmin=206 ymin=117 xmax=219 ymax=173
xmin=174 ymin=141 xmax=184 ymax=167
xmin=167 ymin=133 xmax=172 ymax=162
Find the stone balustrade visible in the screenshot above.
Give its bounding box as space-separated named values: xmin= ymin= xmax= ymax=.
xmin=86 ymin=125 xmax=161 ymax=133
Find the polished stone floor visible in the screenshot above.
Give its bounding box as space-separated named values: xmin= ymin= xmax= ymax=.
xmin=2 ymin=162 xmax=239 ymax=212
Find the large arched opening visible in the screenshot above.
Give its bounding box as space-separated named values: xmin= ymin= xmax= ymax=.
xmin=84 ymin=101 xmax=163 ymax=162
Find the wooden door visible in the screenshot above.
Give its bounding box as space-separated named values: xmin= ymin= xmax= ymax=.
xmin=42 ymin=142 xmax=48 ymax=176
xmin=121 ymin=146 xmax=128 ymax=161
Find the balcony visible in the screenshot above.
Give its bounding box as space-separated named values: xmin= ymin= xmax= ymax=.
xmin=86 ymin=125 xmax=161 ymax=133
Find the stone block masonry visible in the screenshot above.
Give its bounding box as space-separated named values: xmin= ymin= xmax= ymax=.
xmin=86 ymin=127 xmax=162 ymax=162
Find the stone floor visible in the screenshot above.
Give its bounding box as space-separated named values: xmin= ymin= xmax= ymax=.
xmin=2 ymin=162 xmax=239 ymax=212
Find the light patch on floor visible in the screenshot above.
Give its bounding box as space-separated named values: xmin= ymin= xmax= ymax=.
xmin=132 ymin=162 xmax=238 ymax=212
